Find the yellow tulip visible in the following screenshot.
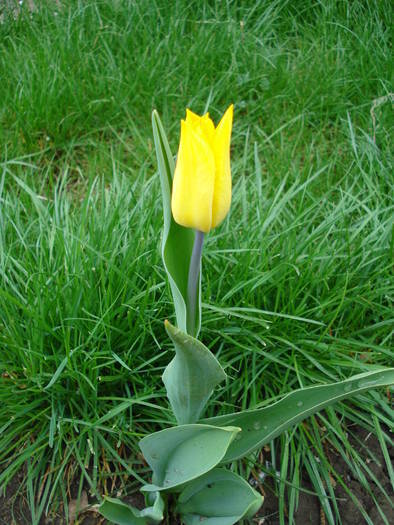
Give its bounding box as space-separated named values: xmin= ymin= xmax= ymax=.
xmin=171 ymin=105 xmax=233 ymax=233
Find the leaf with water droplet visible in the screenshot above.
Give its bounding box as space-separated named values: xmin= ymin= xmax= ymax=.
xmin=202 ymin=368 xmax=394 ymax=461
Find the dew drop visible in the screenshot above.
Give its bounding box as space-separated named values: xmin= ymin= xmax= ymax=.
xmin=263 ymin=425 xmax=268 ymax=430
xmin=253 ymin=421 xmax=261 ymax=430
xmin=357 ymin=378 xmax=380 ymax=388
xmin=296 ymin=401 xmax=303 ymax=407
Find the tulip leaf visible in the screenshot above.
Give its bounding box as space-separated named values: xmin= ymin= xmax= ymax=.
xmin=98 ymin=492 xmax=164 ymax=525
xmin=163 ymin=320 xmax=226 ymax=424
xmin=177 ymin=468 xmax=263 ymax=525
xmin=203 ymin=368 xmax=394 ymax=462
xmin=139 ymin=424 xmax=240 ymax=492
xmin=140 ymin=492 xmax=165 ymax=522
xmin=152 ymin=110 xmax=201 ymax=337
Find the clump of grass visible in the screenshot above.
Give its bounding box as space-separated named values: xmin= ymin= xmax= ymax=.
xmin=0 ymin=1 xmax=391 ymax=165
xmin=0 ymin=0 xmax=392 ymax=523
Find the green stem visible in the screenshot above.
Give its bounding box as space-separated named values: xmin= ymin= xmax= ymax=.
xmin=187 ymin=230 xmax=204 ymax=336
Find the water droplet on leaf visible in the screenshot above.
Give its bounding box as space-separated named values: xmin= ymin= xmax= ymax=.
xmin=357 ymin=377 xmax=380 ymax=388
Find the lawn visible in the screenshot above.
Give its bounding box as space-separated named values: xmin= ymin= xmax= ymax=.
xmin=0 ymin=1 xmax=393 ymax=523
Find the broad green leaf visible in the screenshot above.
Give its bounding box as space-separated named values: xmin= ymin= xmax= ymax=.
xmin=152 ymin=110 xmax=201 ymax=337
xmin=139 ymin=424 xmax=240 ymax=492
xmin=98 ymin=497 xmax=146 ymax=525
xmin=177 ymin=468 xmax=263 ymax=525
xmin=163 ymin=320 xmax=226 ymax=424
xmin=203 ymin=368 xmax=394 ymax=462
xmin=140 ymin=492 xmax=165 ymax=522
xmin=98 ymin=492 xmax=164 ymax=525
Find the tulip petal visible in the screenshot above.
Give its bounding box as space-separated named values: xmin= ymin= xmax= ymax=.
xmin=186 ymin=109 xmax=215 ymax=143
xmin=211 ymin=104 xmax=233 ymax=228
xmin=185 ymin=109 xmax=203 ymax=125
xmin=200 ymin=113 xmax=215 ymax=142
xmin=172 ymin=119 xmax=216 ymax=233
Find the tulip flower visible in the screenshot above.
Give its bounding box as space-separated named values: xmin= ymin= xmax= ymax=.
xmin=171 ymin=104 xmax=233 ymax=233
xmin=168 ymin=105 xmax=233 ymax=336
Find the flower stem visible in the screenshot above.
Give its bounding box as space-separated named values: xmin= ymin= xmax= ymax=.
xmin=187 ymin=230 xmax=204 ymax=336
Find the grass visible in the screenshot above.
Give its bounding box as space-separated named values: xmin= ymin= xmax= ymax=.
xmin=0 ymin=0 xmax=393 ymax=523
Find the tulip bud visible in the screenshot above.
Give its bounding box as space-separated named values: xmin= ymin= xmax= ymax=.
xmin=171 ymin=105 xmax=233 ymax=233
